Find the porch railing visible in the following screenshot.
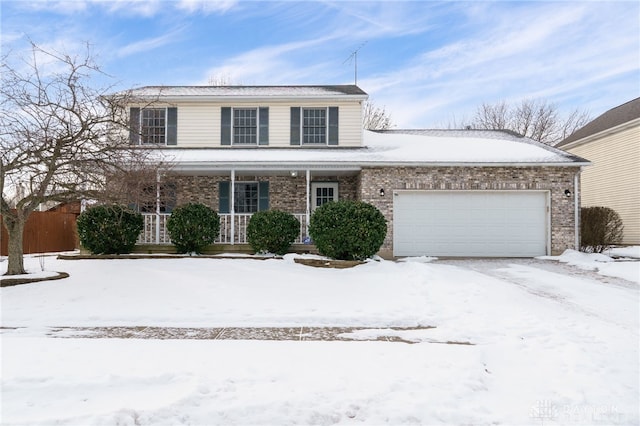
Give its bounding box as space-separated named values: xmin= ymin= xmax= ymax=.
xmin=137 ymin=213 xmax=309 ymax=246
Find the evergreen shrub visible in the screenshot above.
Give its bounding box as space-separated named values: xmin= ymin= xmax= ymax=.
xmin=167 ymin=203 xmax=220 ymax=254
xmin=309 ymin=200 xmax=387 ymax=260
xmin=247 ymin=210 xmax=300 ymax=255
xmin=76 ymin=205 xmax=143 ymax=254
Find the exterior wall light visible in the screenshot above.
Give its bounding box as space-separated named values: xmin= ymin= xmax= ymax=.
xmin=379 ymin=188 xmax=385 ymax=197
xmin=564 ymin=189 xmax=572 ymax=197
xmin=290 ymin=171 xmax=298 ymax=178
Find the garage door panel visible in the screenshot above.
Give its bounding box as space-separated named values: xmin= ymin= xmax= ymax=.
xmin=393 ymin=191 xmax=548 ymax=257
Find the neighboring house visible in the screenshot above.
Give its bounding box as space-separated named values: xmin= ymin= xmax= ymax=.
xmin=125 ymin=85 xmax=589 ymax=258
xmin=557 ymin=97 xmax=640 ymax=245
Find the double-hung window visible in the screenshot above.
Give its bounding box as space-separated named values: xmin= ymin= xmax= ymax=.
xmin=138 ymin=183 xmax=176 ymax=213
xmin=233 ymin=108 xmax=257 ymax=145
xmin=221 ymin=107 xmax=269 ymax=146
xmin=234 ymin=182 xmax=259 ymax=213
xmin=303 ymin=108 xmax=326 ymax=144
xmin=141 ymin=108 xmax=166 ymax=145
xmin=290 ymin=106 xmax=338 ymax=146
xmin=129 ymin=107 xmax=177 ymax=146
xmin=218 ymin=181 xmax=269 ymax=214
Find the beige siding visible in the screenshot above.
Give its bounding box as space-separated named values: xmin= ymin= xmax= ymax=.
xmin=168 ymin=100 xmax=363 ymax=148
xmin=177 ymin=103 xmax=218 ymax=147
xmin=567 ymin=125 xmax=640 ymax=244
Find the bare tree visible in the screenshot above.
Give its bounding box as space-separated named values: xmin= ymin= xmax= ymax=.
xmin=0 ymin=43 xmax=162 ymax=275
xmin=207 ymin=73 xmax=234 ymax=86
xmin=363 ymin=100 xmax=394 ymax=130
xmin=468 ymin=99 xmax=591 ymax=146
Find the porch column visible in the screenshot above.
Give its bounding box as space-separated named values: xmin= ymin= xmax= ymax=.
xmin=305 ymin=169 xmax=311 ymax=237
xmin=230 ymin=169 xmax=235 ymax=245
xmin=155 ymin=170 xmax=161 ymax=244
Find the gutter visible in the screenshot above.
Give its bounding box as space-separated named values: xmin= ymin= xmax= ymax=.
xmin=131 ymin=94 xmax=369 ymax=103
xmin=169 ymin=161 xmax=592 ymax=171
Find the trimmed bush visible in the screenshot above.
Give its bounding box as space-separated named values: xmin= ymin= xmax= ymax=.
xmin=247 ymin=210 xmax=300 ymax=255
xmin=309 ymin=200 xmax=387 ymax=260
xmin=167 ymin=203 xmax=220 ymax=254
xmin=77 ymin=205 xmax=143 ymax=254
xmin=580 ymin=206 xmax=624 ymax=253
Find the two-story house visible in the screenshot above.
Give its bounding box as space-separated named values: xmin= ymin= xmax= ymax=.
xmin=126 ymin=85 xmax=589 ymax=258
xmin=557 ymin=97 xmax=639 ymax=245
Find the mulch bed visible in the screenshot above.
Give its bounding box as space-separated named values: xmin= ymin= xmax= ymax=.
xmin=293 ymin=258 xmax=365 ymax=269
xmin=0 ymin=272 xmax=69 ymax=287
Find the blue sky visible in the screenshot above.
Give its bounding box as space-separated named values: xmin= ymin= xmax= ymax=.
xmin=2 ymin=0 xmax=638 ymax=127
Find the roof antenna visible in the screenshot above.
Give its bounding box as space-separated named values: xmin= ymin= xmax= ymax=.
xmin=343 ymin=42 xmax=367 ymax=85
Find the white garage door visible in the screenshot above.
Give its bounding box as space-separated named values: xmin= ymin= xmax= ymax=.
xmin=393 ymin=191 xmax=548 ymax=257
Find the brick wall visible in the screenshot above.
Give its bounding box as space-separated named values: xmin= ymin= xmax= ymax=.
xmin=171 ymin=174 xmax=358 ymax=214
xmin=358 ymin=166 xmax=581 ymax=256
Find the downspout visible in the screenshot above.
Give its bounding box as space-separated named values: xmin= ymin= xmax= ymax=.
xmin=231 ymin=169 xmax=235 ymax=245
xmin=305 ymin=169 xmax=311 ymax=238
xmin=574 ymin=170 xmax=580 ymax=250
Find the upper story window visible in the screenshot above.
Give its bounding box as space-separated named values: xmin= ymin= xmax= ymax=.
xmin=290 ymin=107 xmax=339 ymax=146
xmin=303 ymin=108 xmax=326 ymax=144
xmin=233 ymin=108 xmax=257 ymax=145
xmin=221 ymin=107 xmax=269 ymax=146
xmin=141 ymin=108 xmax=166 ymax=144
xmin=129 ymin=107 xmax=177 ymax=146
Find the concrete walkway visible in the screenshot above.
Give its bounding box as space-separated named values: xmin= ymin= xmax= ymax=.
xmin=39 ymin=325 xmax=474 ymax=345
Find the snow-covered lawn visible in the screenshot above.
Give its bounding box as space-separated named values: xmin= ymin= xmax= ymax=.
xmin=1 ymin=251 xmax=638 ymax=425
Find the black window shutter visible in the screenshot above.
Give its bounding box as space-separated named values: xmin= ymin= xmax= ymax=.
xmin=290 ymin=107 xmax=301 ymax=145
xmin=219 ymin=181 xmax=230 ymax=213
xmin=328 ymin=107 xmax=339 ymax=146
xmin=259 ymin=107 xmax=269 ymax=145
xmin=221 ymin=107 xmax=231 ymax=146
xmin=258 ymin=181 xmax=269 ymax=211
xmin=167 ymin=108 xmax=177 ymax=145
xmin=129 ymin=107 xmax=140 ymax=145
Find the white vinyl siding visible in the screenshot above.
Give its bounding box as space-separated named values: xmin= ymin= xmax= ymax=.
xmin=158 ymin=101 xmax=363 ymax=148
xmin=566 ymin=124 xmax=640 ymax=244
xmin=393 ymin=191 xmax=549 ymax=257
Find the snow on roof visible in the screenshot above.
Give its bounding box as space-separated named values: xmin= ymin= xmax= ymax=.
xmin=157 ymin=130 xmax=589 ymax=170
xmin=127 ymin=85 xmax=368 ymax=99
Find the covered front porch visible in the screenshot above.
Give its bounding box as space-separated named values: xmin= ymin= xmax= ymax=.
xmin=136 ymin=165 xmax=361 ymax=248
xmin=137 ymin=212 xmax=309 ymax=246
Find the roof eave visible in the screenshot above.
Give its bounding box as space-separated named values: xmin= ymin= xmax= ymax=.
xmin=169 ymin=160 xmax=591 ymax=171
xmin=557 ymin=117 xmax=640 ymax=149
xmin=132 ymin=94 xmax=369 ymax=103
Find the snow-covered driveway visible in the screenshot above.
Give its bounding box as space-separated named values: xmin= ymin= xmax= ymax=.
xmin=1 ymin=253 xmax=638 ymax=425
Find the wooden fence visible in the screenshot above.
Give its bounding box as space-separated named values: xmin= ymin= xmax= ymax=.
xmin=1 ymin=211 xmax=79 ymax=256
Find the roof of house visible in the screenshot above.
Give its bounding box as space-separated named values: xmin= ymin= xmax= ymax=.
xmin=557 ymin=97 xmax=640 ymax=147
xmin=126 ymin=85 xmax=368 ymax=100
xmin=154 ymin=129 xmax=589 ymax=172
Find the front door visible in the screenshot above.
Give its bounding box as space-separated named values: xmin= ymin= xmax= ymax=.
xmin=311 ymin=182 xmax=339 ymax=211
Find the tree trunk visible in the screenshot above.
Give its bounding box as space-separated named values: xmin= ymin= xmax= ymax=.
xmin=3 ymin=214 xmax=26 ymax=275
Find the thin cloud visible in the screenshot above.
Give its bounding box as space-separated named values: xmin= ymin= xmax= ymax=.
xmin=116 ymin=29 xmax=185 ymax=58
xmin=359 ymin=1 xmax=639 ymax=126
xmin=199 ymin=35 xmax=342 ymax=84
xmin=7 ymin=0 xmax=235 ymax=17
xmin=176 ymin=0 xmax=237 ymax=14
